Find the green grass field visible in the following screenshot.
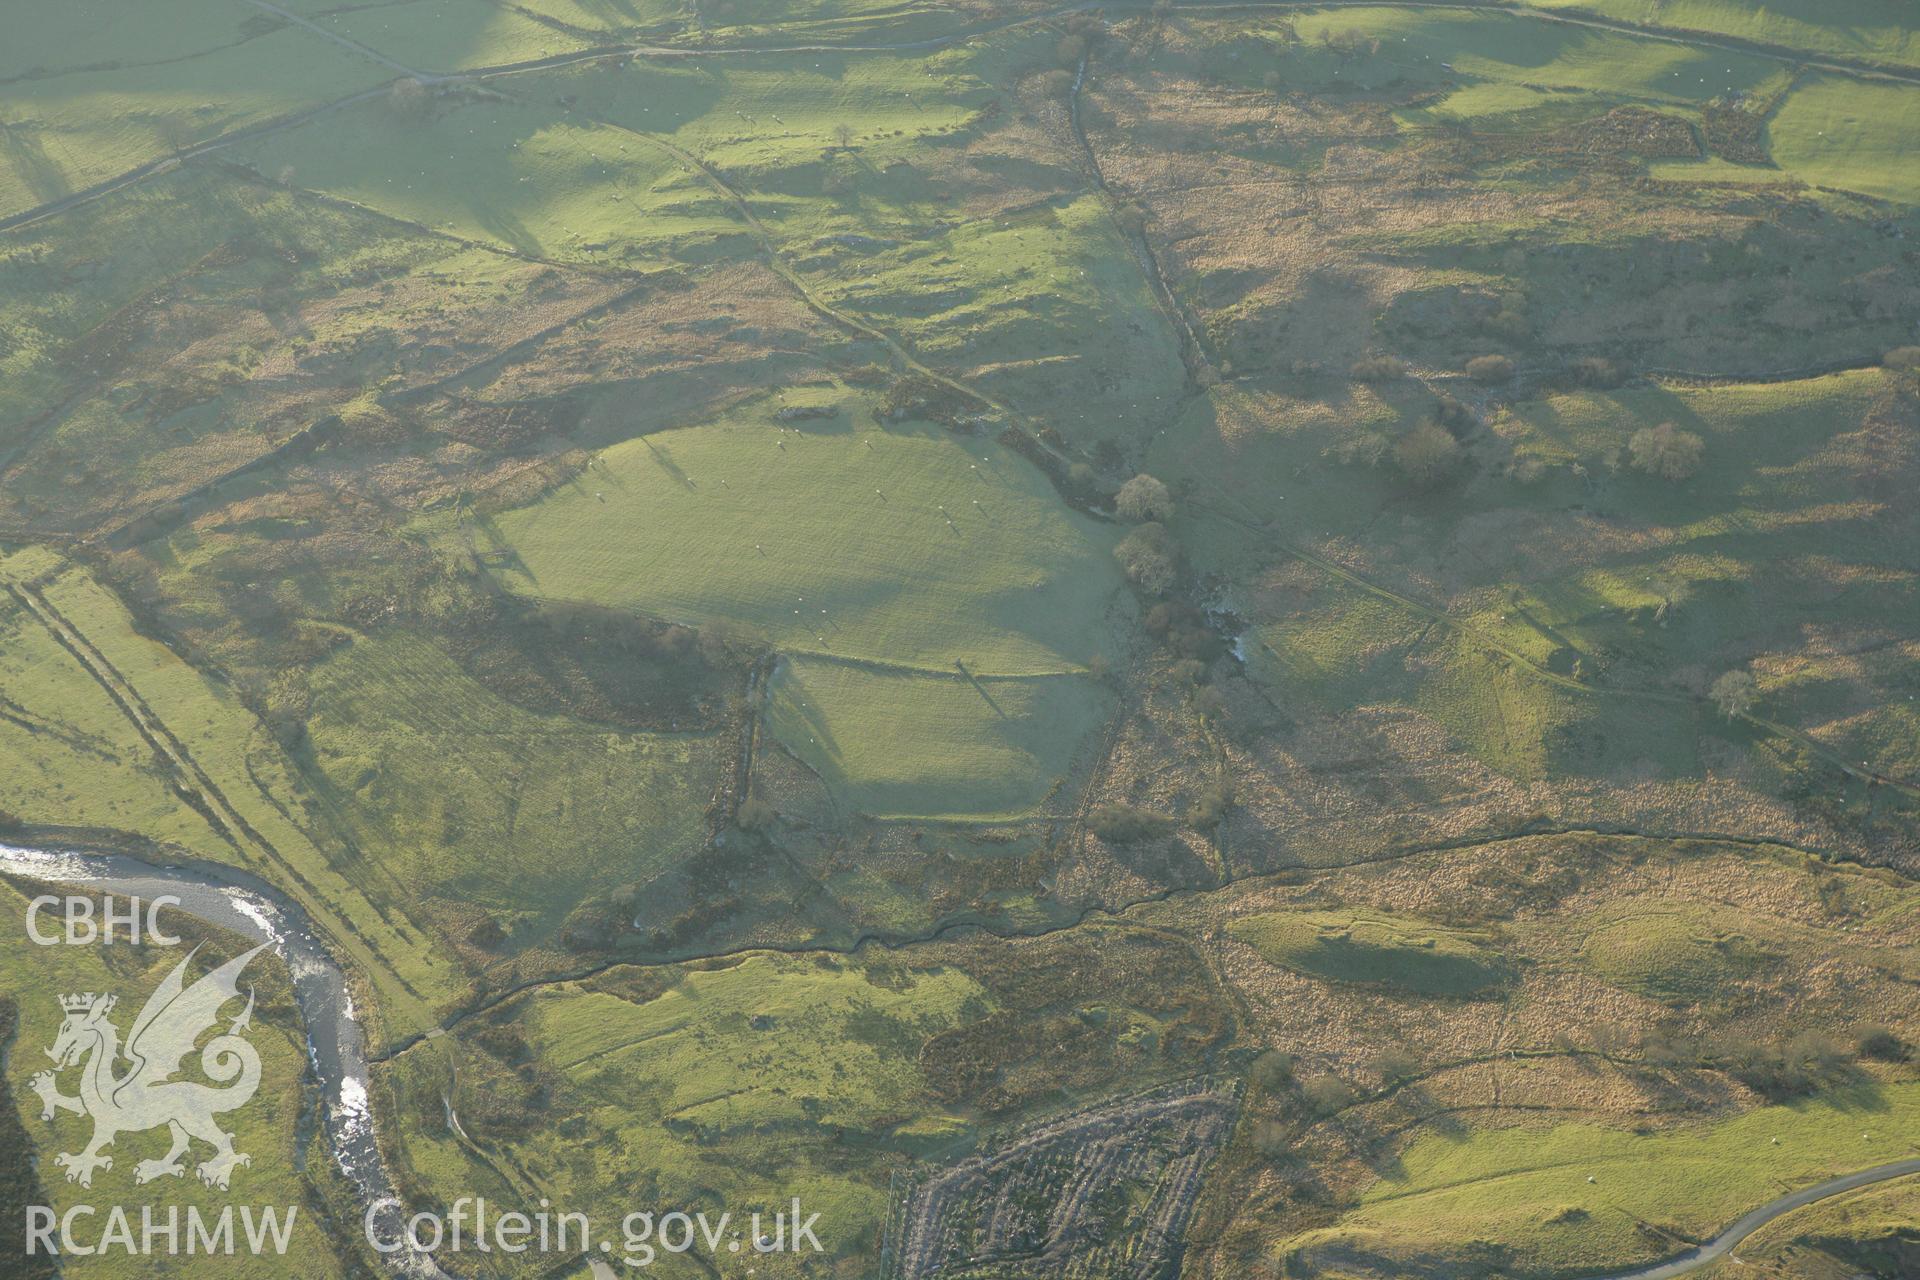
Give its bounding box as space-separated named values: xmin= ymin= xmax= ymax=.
xmin=1166 ymin=363 xmax=1916 ymax=786
xmin=1282 ymin=8 xmax=1788 ymax=110
xmin=1528 ymin=0 xmax=1920 ymax=71
xmin=1286 ymin=1083 xmax=1920 ymax=1277
xmin=1770 ymin=74 xmax=1920 ymax=204
xmin=381 ymin=924 xmax=1232 ymax=1277
xmin=317 ymin=0 xmax=605 ymax=73
xmin=0 ymin=20 xmax=384 ymax=220
xmin=0 ymin=2 xmax=265 ymax=82
xmin=233 ymin=92 xmax=744 ymax=269
xmin=1579 ymin=905 xmax=1784 ymax=1003
xmin=1 ymin=552 xmax=233 ymax=856
xmin=1713 ymin=1173 xmax=1920 ymax=1274
xmin=460 ymin=407 xmax=1133 ymax=672
xmin=764 ymin=654 xmax=1112 ymax=820
xmin=302 ymin=629 xmax=717 ymax=944
xmin=803 ymin=193 xmax=1188 ymax=442
xmin=0 ymin=552 xmax=458 ymax=1038
xmin=385 ymin=951 xmax=990 ymax=1279
xmin=535 ymin=49 xmax=993 ymax=187
xmin=516 ymin=42 xmax=1187 ymax=441
xmin=1228 ymin=908 xmax=1511 ymax=997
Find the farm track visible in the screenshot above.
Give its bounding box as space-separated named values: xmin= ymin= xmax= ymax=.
xmin=489 ymin=85 xmax=1112 ymax=491
xmin=92 ymin=413 xmax=346 ymax=551
xmin=18 ymin=0 xmax=1895 ymax=808
xmin=383 ymin=276 xmax=667 ymax=405
xmin=3 ymin=0 xmax=1902 ymax=972
xmin=304 ymin=0 xmax=1920 ymax=92
xmin=0 ymin=691 xmax=120 ymax=760
xmin=0 ymin=230 xmax=288 ymax=486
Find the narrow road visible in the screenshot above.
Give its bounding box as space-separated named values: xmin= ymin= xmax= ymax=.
xmin=1595 ymin=1159 xmax=1920 ymax=1280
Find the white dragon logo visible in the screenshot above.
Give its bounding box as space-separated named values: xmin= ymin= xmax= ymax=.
xmin=29 ymin=943 xmax=267 ymax=1191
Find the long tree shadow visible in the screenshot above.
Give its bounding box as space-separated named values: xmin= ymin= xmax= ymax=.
xmin=954 ymin=659 xmax=1008 ymax=719
xmin=0 ymin=123 xmax=72 ymax=204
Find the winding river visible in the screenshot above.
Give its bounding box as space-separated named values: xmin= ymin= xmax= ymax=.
xmin=0 ymin=841 xmax=435 ymax=1274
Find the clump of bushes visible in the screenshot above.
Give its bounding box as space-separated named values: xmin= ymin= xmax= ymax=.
xmin=1466 ymin=354 xmax=1515 ymax=384
xmin=1185 ymin=777 xmax=1234 ymax=831
xmin=1394 ymin=421 xmax=1461 ymax=487
xmin=1857 ymin=1026 xmax=1908 ymax=1062
xmin=736 ymin=796 xmax=778 ymax=831
xmin=1433 ymin=393 xmax=1475 ymax=434
xmin=1370 ymin=1046 xmax=1421 ymax=1083
xmin=1481 ymin=297 xmax=1529 ymax=342
xmin=387 ymin=78 xmax=434 ymax=120
xmin=1628 ymin=421 xmax=1704 ymax=480
xmin=1114 ymin=472 xmax=1174 ymax=522
xmin=1090 ymin=803 xmax=1175 ymax=844
xmin=1114 ymin=522 xmax=1178 ymax=594
xmin=1250 ymin=1049 xmax=1294 ymax=1091
xmin=1709 ymin=1031 xmax=1853 ymax=1100
xmin=1349 ymin=354 xmax=1407 ymax=383
xmin=881 ymin=372 xmax=974 ymax=424
xmin=1326 ymin=430 xmax=1389 ymax=468
xmin=1143 ymin=602 xmax=1226 ymax=661
xmin=1299 ymin=1073 xmax=1355 ymax=1115
xmin=1034 ymin=68 xmax=1076 ymax=96
xmin=1709 ymin=669 xmax=1756 ymax=719
xmin=1568 ymin=356 xmax=1626 ymax=388
xmin=1111 ymin=202 xmax=1149 ymax=237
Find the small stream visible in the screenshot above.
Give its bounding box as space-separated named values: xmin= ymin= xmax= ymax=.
xmin=0 ymin=842 xmax=435 ymax=1274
